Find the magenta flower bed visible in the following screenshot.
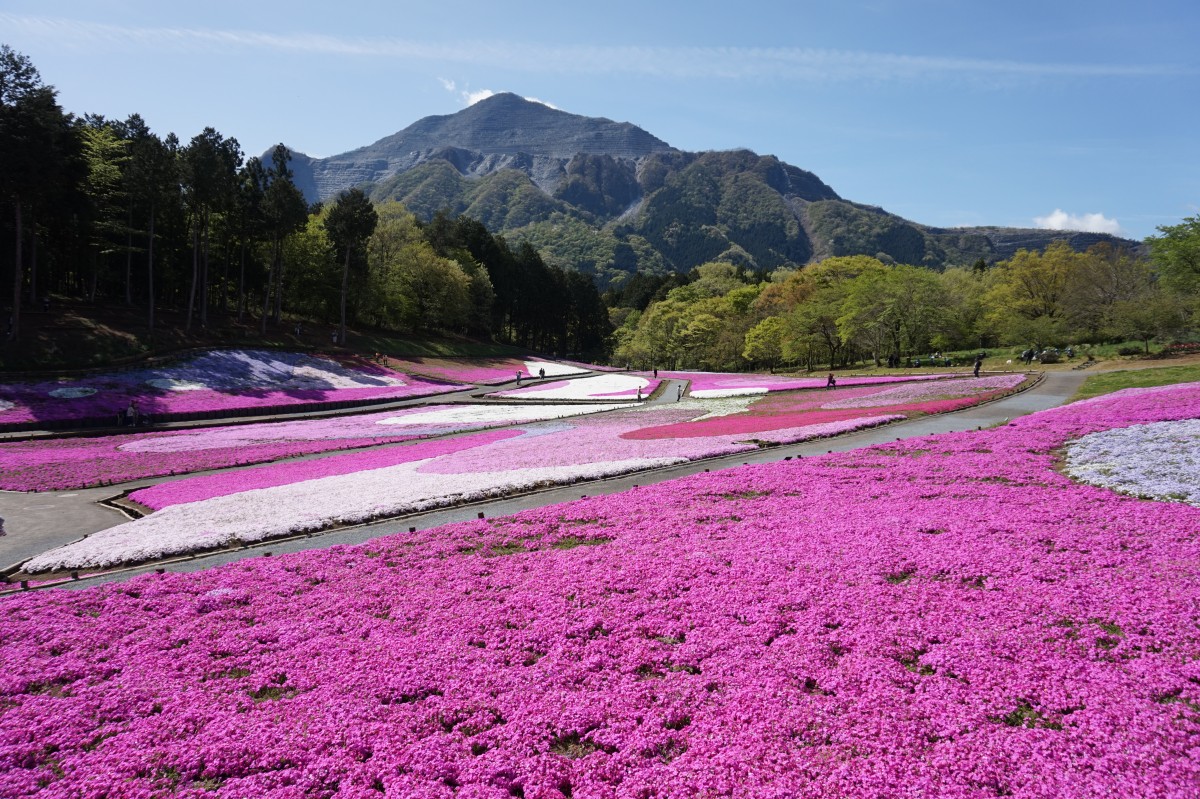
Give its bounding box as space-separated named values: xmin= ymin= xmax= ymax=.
xmin=0 ymin=350 xmax=465 ymax=427
xmin=2 ymin=385 xmax=1199 ymax=797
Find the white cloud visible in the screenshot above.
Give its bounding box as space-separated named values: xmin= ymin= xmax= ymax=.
xmin=440 ymin=83 xmax=558 ymax=110
xmin=1033 ymin=209 xmax=1122 ymax=235
xmin=464 ymin=88 xmax=496 ymax=105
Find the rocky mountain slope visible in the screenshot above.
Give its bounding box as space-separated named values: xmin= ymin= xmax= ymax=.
xmin=283 ymin=94 xmax=1136 ymax=287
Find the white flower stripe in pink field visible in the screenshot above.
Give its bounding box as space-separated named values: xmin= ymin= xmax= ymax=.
xmin=5 ymin=383 xmax=1200 ymax=797
xmin=657 ymin=369 xmax=961 ymax=398
xmin=492 ymin=374 xmax=659 ymax=399
xmin=1065 ymin=417 xmax=1200 ymax=506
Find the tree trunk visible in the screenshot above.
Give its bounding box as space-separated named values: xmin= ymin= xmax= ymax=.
xmin=10 ymin=200 xmax=23 ymax=340
xmin=339 ymin=247 xmax=350 ymax=345
xmin=89 ymin=250 xmax=98 ymax=304
xmin=237 ymin=240 xmax=246 ymax=324
xmin=29 ymin=214 xmax=39 ymax=310
xmin=200 ymin=219 xmax=210 ymax=329
xmin=260 ymin=238 xmax=276 ymax=335
xmin=186 ymin=224 xmax=198 ymax=332
xmin=273 ymin=251 xmax=285 ymax=324
xmin=147 ymin=200 xmax=156 ymax=333
xmin=125 ymin=204 xmax=134 ymax=306
xmin=222 ymin=237 xmax=231 ymax=316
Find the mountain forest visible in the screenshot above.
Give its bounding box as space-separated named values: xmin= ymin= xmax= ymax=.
xmin=2 ymin=45 xmax=1198 ymax=370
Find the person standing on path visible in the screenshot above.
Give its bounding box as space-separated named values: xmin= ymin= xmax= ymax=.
xmin=676 ymin=384 xmax=683 ymax=401
xmin=973 ymin=354 xmax=983 ymax=378
xmin=515 ymin=370 xmax=522 ymax=386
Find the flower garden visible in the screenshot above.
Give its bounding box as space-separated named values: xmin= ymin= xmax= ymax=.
xmin=0 ymin=350 xmax=465 ymax=427
xmin=18 ymin=373 xmax=1029 ymax=572
xmin=1 ymin=378 xmax=1198 ymax=797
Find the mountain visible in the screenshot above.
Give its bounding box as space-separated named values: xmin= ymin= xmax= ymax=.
xmin=283 ymin=94 xmax=1138 ymax=287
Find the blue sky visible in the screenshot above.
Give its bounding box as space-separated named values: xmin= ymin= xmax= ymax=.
xmin=2 ymin=1 xmax=1197 ymax=240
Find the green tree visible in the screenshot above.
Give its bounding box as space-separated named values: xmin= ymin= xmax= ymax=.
xmin=742 ymin=315 xmax=787 ymax=369
xmin=118 ymin=115 xmax=178 ymax=331
xmin=256 ymin=145 xmax=308 ymax=332
xmin=1146 ymin=215 xmax=1200 ymax=299
xmin=983 ymin=242 xmax=1084 ymax=350
xmin=180 ymin=128 xmax=241 ymax=330
xmin=79 ymin=118 xmax=128 ymax=303
xmin=324 ymin=188 xmax=378 ymax=344
xmin=0 ymin=45 xmax=74 ymax=339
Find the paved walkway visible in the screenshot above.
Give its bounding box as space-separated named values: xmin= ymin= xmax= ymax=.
xmin=0 ymin=370 xmax=1086 ymax=586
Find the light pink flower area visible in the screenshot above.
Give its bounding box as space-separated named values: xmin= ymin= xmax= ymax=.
xmin=0 ymin=349 xmax=464 ymax=426
xmin=3 ymin=385 xmax=1199 ymax=797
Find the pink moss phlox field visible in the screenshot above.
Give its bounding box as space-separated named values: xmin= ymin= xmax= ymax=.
xmin=656 ymin=369 xmax=961 ymax=397
xmin=3 ymin=385 xmax=1199 ymax=796
xmin=0 ymin=403 xmax=614 ymax=492
xmin=0 ymin=349 xmax=465 ymax=426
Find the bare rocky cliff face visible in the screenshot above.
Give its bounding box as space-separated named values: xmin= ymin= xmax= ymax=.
xmin=288 ymin=93 xmax=678 ymax=202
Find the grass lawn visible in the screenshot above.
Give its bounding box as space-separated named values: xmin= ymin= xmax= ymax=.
xmin=1072 ymin=360 xmax=1200 ymax=401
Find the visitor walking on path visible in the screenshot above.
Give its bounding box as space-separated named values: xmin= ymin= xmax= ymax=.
xmin=826 ymin=373 xmax=836 ymax=389
xmin=515 ymin=371 xmax=522 ymax=386
xmin=676 ymin=384 xmax=684 ymax=401
xmin=973 ymin=354 xmax=983 ymax=378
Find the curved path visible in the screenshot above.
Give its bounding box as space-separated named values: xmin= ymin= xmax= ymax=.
xmin=0 ymin=370 xmax=1085 ymax=588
